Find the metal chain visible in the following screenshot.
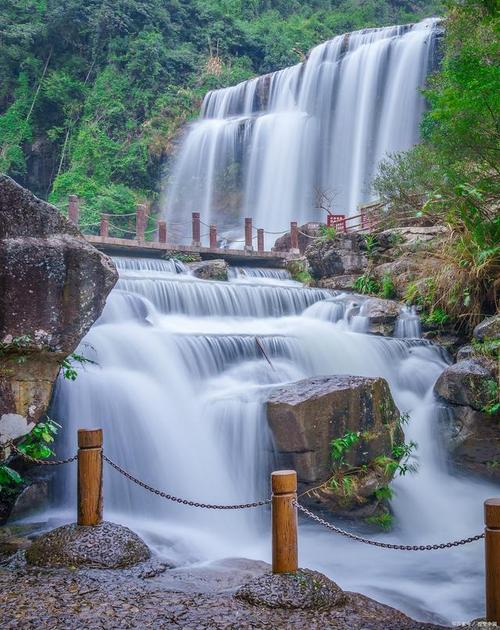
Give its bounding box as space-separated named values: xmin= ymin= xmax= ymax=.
xmin=103 ymin=454 xmax=271 ymax=509
xmin=6 ymin=442 xmax=77 ymax=466
xmin=295 ymin=501 xmax=484 ymax=550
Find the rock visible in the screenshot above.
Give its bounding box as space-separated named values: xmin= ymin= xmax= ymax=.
xmin=372 ymin=256 xmax=421 ymax=297
xmin=0 ymin=175 xmax=117 ymax=441
xmin=434 ymin=360 xmax=495 ymax=411
xmin=379 ymin=226 xmax=448 ymax=248
xmin=267 ymin=375 xmax=403 ymax=515
xmin=456 ymin=345 xmax=475 ymax=361
xmin=25 ymin=521 xmax=151 ymax=568
xmin=8 ymin=475 xmax=50 ymax=520
xmin=473 ymin=315 xmax=500 ymax=341
xmin=305 ymin=234 xmax=367 ymax=279
xmin=235 ymin=568 xmax=346 ymax=610
xmin=439 ymin=405 xmax=500 ymax=479
xmin=274 ymin=222 xmax=322 ymax=255
xmin=188 ymin=259 xmax=228 ymax=281
xmin=360 ymin=297 xmax=402 ymax=335
xmin=315 ymin=274 xmax=360 ymax=291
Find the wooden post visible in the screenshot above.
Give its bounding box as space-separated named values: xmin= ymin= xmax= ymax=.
xmin=192 ymin=212 xmax=201 ymax=246
xmin=136 ymin=204 xmax=147 ymax=241
xmin=257 ymin=228 xmax=265 ymax=253
xmin=68 ymin=195 xmax=79 ymax=225
xmin=290 ymin=221 xmax=299 ymax=253
xmin=485 ymin=498 xmax=500 ymax=623
xmin=245 ymin=217 xmax=253 ymax=252
xmin=77 ymin=429 xmax=103 ymax=526
xmin=271 ymin=470 xmax=298 ymax=574
xmin=209 ymin=224 xmax=217 ymax=249
xmin=158 ymin=220 xmax=167 ymax=244
xmin=100 ymin=214 xmax=109 ymax=238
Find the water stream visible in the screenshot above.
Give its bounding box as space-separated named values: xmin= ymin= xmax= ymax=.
xmin=50 ymin=257 xmax=496 ymax=625
xmin=164 ymin=19 xmax=442 ymax=242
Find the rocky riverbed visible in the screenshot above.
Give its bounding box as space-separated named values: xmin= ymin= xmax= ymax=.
xmin=0 ymin=552 xmax=451 ymax=630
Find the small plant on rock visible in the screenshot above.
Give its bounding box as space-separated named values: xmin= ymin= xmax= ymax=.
xmin=353 ymin=273 xmax=380 ymax=295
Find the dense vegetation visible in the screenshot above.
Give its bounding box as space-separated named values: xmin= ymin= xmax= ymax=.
xmin=0 ymin=0 xmax=440 ymax=224
xmin=374 ymin=0 xmax=499 ymax=329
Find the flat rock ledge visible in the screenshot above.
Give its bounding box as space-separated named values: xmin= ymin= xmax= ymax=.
xmin=235 ymin=569 xmax=346 ymax=610
xmin=25 ymin=521 xmax=151 ymax=569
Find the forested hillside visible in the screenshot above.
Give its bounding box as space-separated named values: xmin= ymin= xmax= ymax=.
xmin=0 ymin=0 xmax=441 ymax=220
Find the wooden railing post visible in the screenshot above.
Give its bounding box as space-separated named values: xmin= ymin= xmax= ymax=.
xmin=158 ymin=220 xmax=167 ymax=244
xmin=209 ymin=224 xmax=217 ymax=249
xmin=68 ymin=195 xmax=79 ymax=225
xmin=245 ymin=217 xmax=253 ymax=252
xmin=100 ymin=214 xmax=109 ymax=238
xmin=271 ymin=470 xmax=298 ymax=574
xmin=257 ymin=228 xmax=264 ymax=253
xmin=78 ymin=429 xmax=103 ymax=526
xmin=136 ymin=204 xmax=147 ymax=241
xmin=485 ymin=498 xmax=500 ymax=623
xmin=192 ymin=212 xmax=201 ymax=246
xmin=290 ymin=221 xmax=299 ymax=253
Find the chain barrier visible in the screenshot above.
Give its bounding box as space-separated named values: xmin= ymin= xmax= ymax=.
xmin=103 ymin=454 xmax=271 ymax=509
xmin=6 ymin=442 xmax=77 ymax=466
xmin=295 ymin=501 xmax=484 ymax=550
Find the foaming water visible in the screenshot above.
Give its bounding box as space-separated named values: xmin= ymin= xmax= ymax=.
xmin=395 ymin=305 xmax=422 ymax=338
xmin=164 ymin=19 xmax=442 ymax=241
xmin=50 ymin=257 xmax=496 ymax=624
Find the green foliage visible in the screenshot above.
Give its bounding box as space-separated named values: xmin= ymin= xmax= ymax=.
xmin=319 ymin=224 xmax=336 ymax=241
xmin=471 ymin=337 xmax=500 ymax=359
xmin=1 ymin=0 xmax=442 ymax=212
xmin=330 ymin=431 xmax=361 ymax=465
xmin=288 ymin=258 xmax=313 ymax=284
xmin=374 ymin=485 xmax=394 ymax=501
xmin=353 ymin=273 xmax=380 ymax=295
xmin=423 ymin=307 xmax=450 ymax=327
xmin=163 ymin=250 xmax=201 ymax=263
xmin=363 ymin=234 xmax=378 ymax=259
xmin=380 ymin=272 xmax=396 ymax=299
xmin=0 ymin=465 xmax=23 ymax=491
xmin=17 ymin=418 xmax=60 ymax=460
xmin=366 ymin=511 xmax=393 ymax=530
xmin=373 ymin=0 xmax=500 ymax=331
xmin=482 ymin=380 xmax=499 ymax=417
xmin=60 ymin=352 xmax=96 ymax=381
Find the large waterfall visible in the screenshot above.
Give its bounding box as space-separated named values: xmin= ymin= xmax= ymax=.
xmin=51 ymin=257 xmax=496 ymax=624
xmin=164 ymin=18 xmax=441 ymax=239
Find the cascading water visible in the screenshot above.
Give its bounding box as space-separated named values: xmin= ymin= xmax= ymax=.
xmin=49 ymin=256 xmax=497 ymax=625
xmin=164 ymin=19 xmax=442 ymax=241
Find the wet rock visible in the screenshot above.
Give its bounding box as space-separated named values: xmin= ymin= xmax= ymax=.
xmin=235 ymin=568 xmax=346 ymax=610
xmin=25 ymin=521 xmax=151 ymax=568
xmin=0 ymin=175 xmax=117 ymax=441
xmin=267 ymin=375 xmax=403 ymax=515
xmin=8 ymin=475 xmax=51 ymax=520
xmin=360 ymin=297 xmax=402 ymax=335
xmin=434 ymin=360 xmax=495 ymax=411
xmin=315 ymin=274 xmax=360 ymax=291
xmin=473 ymin=314 xmax=500 ymax=341
xmin=188 ymin=259 xmax=228 ymax=281
xmin=456 ymin=345 xmax=475 ymax=361
xmin=305 ymin=234 xmax=367 ymax=279
xmin=439 ymin=405 xmax=500 ymax=480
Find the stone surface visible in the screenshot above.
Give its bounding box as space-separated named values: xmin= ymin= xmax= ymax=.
xmin=305 ymin=234 xmax=367 ymax=279
xmin=0 ymin=174 xmax=117 ymax=437
xmin=473 ymin=314 xmax=500 ymax=341
xmin=360 ymin=296 xmax=402 ymax=335
xmin=434 ymin=360 xmax=495 ymax=411
xmin=439 ymin=405 xmax=500 ymax=479
xmin=235 ymin=568 xmax=346 ymax=610
xmin=0 ymin=556 xmax=447 ymax=629
xmin=188 ymin=259 xmax=229 ymax=281
xmin=273 ymin=222 xmax=322 ymax=255
xmin=267 ymin=375 xmax=403 ymax=514
xmin=25 ymin=521 xmax=151 ymax=568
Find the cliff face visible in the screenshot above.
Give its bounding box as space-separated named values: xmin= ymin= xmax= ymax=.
xmin=0 ymin=174 xmax=117 ymax=447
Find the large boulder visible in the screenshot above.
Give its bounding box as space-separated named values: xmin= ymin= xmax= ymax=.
xmin=473 ymin=315 xmax=500 ymax=341
xmin=266 ymin=375 xmax=403 ymax=516
xmin=188 ymin=259 xmax=228 ymax=281
xmin=359 ymin=297 xmax=402 ymax=336
xmin=305 ymin=234 xmax=367 ymax=279
xmin=273 ymin=222 xmax=322 ymax=255
xmin=0 ymin=175 xmax=117 ymax=442
xmin=434 ymin=360 xmax=495 ymax=411
xmin=25 ymin=521 xmax=151 ymax=568
xmin=435 ymin=359 xmax=499 ymax=479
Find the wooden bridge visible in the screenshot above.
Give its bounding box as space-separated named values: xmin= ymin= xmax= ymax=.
xmin=67 ymin=195 xmax=380 ymax=265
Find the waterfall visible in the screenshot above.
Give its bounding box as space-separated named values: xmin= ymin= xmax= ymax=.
xmin=164 ymin=18 xmax=442 ymax=240
xmin=50 ymin=256 xmax=497 ymax=624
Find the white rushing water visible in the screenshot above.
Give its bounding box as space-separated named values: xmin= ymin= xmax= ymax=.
xmin=50 ymin=257 xmax=497 ymax=625
xmin=164 ymin=19 xmax=442 ymax=242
